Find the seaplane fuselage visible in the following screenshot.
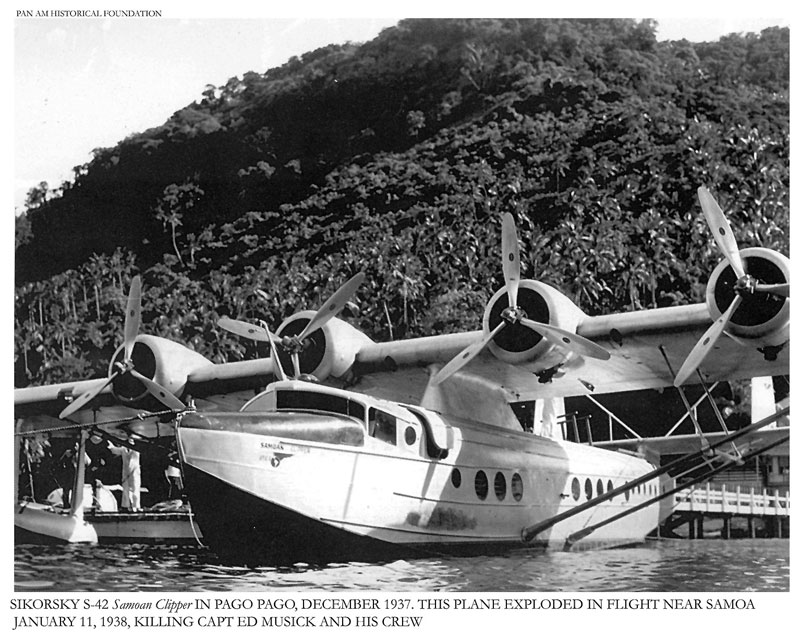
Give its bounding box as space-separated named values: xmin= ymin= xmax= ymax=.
xmin=176 ymin=380 xmax=664 ymax=565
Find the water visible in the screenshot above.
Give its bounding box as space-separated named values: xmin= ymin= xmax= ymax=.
xmin=14 ymin=539 xmax=789 ymax=592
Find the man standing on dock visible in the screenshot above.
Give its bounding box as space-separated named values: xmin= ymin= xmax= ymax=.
xmin=108 ymin=438 xmax=141 ymax=512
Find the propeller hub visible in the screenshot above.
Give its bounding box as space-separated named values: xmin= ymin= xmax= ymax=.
xmin=500 ymin=306 xmax=527 ymax=325
xmin=734 ymin=274 xmax=757 ymax=297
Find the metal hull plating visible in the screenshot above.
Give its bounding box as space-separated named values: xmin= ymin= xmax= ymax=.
xmin=177 ymin=385 xmax=664 ymax=565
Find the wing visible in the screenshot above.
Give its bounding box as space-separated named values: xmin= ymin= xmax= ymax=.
xmin=353 ymin=191 xmax=789 ymax=403
xmin=14 ymin=379 xmax=114 ymax=418
xmin=350 ymin=302 xmax=788 ymax=403
xmin=15 ymin=352 xmax=275 ymax=419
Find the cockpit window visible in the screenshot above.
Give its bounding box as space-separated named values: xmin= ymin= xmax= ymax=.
xmin=368 ymin=408 xmax=397 ymax=445
xmin=275 ymin=390 xmax=365 ymax=421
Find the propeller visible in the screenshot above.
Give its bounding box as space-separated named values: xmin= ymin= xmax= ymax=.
xmin=674 ymin=187 xmax=789 ymax=386
xmin=218 ymin=273 xmax=365 ymax=379
xmin=264 ymin=322 xmax=288 ymax=382
xmin=287 ymin=272 xmax=365 ymax=348
xmin=59 ymin=276 xmax=185 ymax=419
xmin=217 ymin=316 xmax=281 ymax=343
xmin=674 ymin=294 xmax=742 ymax=387
xmin=431 ymin=213 xmax=610 ymax=386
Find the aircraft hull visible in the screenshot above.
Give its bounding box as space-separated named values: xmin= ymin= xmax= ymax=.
xmin=177 ymin=396 xmax=664 ymax=566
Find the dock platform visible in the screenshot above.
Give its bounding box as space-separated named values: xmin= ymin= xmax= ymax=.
xmin=660 ymin=483 xmax=790 ymax=539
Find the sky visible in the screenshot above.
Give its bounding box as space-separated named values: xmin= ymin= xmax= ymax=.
xmin=11 ymin=7 xmax=790 ymax=213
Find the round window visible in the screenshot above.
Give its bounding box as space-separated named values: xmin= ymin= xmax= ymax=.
xmin=585 ymin=478 xmax=593 ymax=501
xmin=475 ymin=470 xmax=489 ymax=500
xmin=511 ymin=473 xmax=524 ymax=502
xmin=571 ymin=477 xmax=580 ymax=501
xmin=404 ymin=426 xmax=417 ymax=445
xmin=597 ymin=479 xmax=604 ymax=497
xmin=494 ymin=472 xmax=507 ymax=501
xmin=451 ymin=468 xmax=461 ymax=488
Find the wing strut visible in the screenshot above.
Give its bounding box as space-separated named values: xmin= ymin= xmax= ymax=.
xmin=520 ymin=407 xmax=788 ymax=544
xmin=659 ymin=346 xmax=711 ymax=451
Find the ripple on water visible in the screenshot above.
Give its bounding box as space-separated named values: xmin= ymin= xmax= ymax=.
xmin=13 ymin=538 xmax=790 ymax=592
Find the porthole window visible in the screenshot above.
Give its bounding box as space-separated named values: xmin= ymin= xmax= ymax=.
xmin=597 ymin=479 xmax=604 ymax=497
xmin=451 ymin=468 xmax=461 ymax=489
xmin=624 ymin=487 xmax=630 ymax=501
xmin=404 ymin=426 xmax=417 ymax=446
xmin=571 ymin=477 xmax=580 ymax=501
xmin=494 ymin=472 xmax=507 ymax=501
xmin=584 ymin=478 xmax=593 ymax=501
xmin=511 ymin=473 xmax=524 ymax=502
xmin=475 ymin=470 xmax=489 ymax=500
xmin=607 ymin=480 xmax=614 ymax=501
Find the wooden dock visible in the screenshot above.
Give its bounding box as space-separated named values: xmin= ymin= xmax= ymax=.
xmin=659 ymin=483 xmax=790 ymax=539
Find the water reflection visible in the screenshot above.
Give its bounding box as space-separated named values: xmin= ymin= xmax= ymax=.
xmin=14 ymin=539 xmax=789 ymax=592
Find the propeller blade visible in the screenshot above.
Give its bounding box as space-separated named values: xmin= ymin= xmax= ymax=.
xmin=674 ymin=294 xmax=742 ymax=387
xmin=296 ymin=272 xmax=365 ymax=342
xmin=501 ymin=213 xmax=520 ymax=309
xmin=123 ymin=276 xmax=142 ymax=363
xmin=218 ymin=317 xmax=280 ymax=343
xmin=431 ymin=322 xmax=507 ymax=386
xmin=518 ymin=318 xmax=611 ymax=361
xmin=265 ymin=326 xmax=288 ymax=382
xmin=130 ymin=370 xmax=186 ymax=411
xmin=697 ymin=187 xmax=746 ymax=280
xmin=291 ymin=352 xmax=302 ymax=379
xmin=59 ymin=375 xmax=117 ymax=420
xmin=753 ymin=282 xmax=790 ymax=297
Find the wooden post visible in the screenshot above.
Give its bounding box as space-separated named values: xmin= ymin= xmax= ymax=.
xmin=722 ymin=516 xmax=730 ymax=540
xmin=736 ymin=486 xmax=741 ymax=513
xmin=747 ymin=516 xmax=755 ymax=538
xmin=697 ymin=513 xmax=704 ymax=539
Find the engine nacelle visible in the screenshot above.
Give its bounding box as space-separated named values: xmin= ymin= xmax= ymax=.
xmin=483 ymin=280 xmax=587 ymax=368
xmin=108 ymin=334 xmax=214 ymax=404
xmin=706 ymin=247 xmax=790 ymax=348
xmin=276 ymin=312 xmax=375 ymax=381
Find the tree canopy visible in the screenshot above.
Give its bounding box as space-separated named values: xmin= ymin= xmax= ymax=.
xmin=15 ymin=19 xmax=789 ymax=388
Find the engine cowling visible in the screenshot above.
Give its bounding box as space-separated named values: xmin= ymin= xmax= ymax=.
xmin=483 ymin=279 xmax=587 ymax=367
xmin=706 ymin=247 xmax=790 ymax=348
xmin=108 ymin=335 xmax=213 ymax=404
xmin=276 ymin=312 xmax=375 ymax=380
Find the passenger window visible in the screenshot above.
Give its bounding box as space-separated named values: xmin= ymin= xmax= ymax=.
xmin=571 ymin=477 xmax=580 ymax=501
xmin=512 ymin=473 xmax=524 ymax=502
xmin=368 ymin=408 xmax=396 ymax=445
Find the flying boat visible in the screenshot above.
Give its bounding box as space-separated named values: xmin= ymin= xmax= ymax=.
xmin=14 ymin=187 xmax=790 ymax=563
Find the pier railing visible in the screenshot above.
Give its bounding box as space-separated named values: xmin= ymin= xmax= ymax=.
xmin=673 ymin=483 xmax=790 ymax=517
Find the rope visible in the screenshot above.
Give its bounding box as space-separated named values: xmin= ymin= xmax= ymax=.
xmin=14 ymin=409 xmax=179 ymax=437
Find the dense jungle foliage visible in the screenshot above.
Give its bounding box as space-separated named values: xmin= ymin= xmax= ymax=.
xmin=15 ymin=19 xmax=789 ymax=388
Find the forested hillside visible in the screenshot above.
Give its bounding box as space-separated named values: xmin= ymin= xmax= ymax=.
xmin=15 ymin=19 xmax=789 ymax=388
